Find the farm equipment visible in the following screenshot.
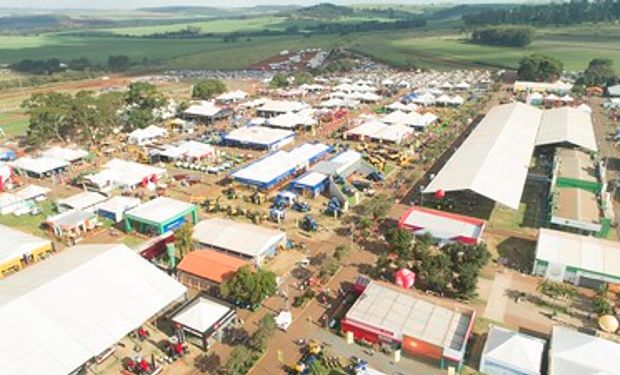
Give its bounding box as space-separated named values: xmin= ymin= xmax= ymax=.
xmin=203 ymin=198 xmax=222 ymax=212
xmin=300 ymin=214 xmax=318 ymax=232
xmin=293 ymin=201 xmax=310 ymax=212
xmin=367 ymin=171 xmax=385 ymax=182
xmin=222 ymin=187 xmax=237 ymax=200
xmin=250 ymin=191 xmax=266 ymax=205
xmin=326 ymin=197 xmax=343 ymax=216
xmin=270 ymin=208 xmax=286 ymax=222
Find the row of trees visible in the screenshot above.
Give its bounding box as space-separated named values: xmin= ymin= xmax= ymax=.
xmin=373 ymin=230 xmax=490 ymax=300
xmin=464 ymin=0 xmax=620 ymax=26
xmin=224 ymin=314 xmax=276 ymax=375
xmin=11 ymin=54 xmax=135 ymax=75
xmin=21 ymin=81 xmax=167 ymax=146
xmin=471 ymin=26 xmax=534 ymax=47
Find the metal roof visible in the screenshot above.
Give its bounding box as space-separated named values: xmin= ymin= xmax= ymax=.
xmin=345 ymin=282 xmax=472 ymax=352
xmin=125 ymin=197 xmax=194 ymax=224
xmin=536 ymin=107 xmax=598 ymax=152
xmin=481 ymin=325 xmax=545 ymax=375
xmin=550 ymin=326 xmax=620 ymax=375
xmin=536 ymin=228 xmax=620 ymax=278
xmin=0 ymin=244 xmax=186 ymax=375
xmin=424 ymin=103 xmax=542 ymax=209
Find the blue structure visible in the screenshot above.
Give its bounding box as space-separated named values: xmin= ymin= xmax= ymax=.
xmin=0 ymin=148 xmax=16 ymax=161
xmin=231 ymin=143 xmax=332 ymax=190
xmin=292 ymin=172 xmax=329 ymax=198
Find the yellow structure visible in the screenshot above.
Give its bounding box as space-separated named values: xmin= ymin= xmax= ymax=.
xmin=0 ymin=224 xmax=53 ymax=278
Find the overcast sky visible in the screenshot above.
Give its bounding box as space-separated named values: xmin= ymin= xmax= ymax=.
xmin=0 ymin=0 xmax=514 ymax=10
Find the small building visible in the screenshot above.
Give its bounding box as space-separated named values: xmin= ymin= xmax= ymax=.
xmin=549 ymin=326 xmax=620 ymax=375
xmin=480 ymin=325 xmax=545 ymax=375
xmin=151 ymin=141 xmax=215 ymax=163
xmin=216 ymin=90 xmax=248 ymax=103
xmin=57 ymin=191 xmax=108 ymax=212
xmin=45 ymin=209 xmax=98 ymax=241
xmin=169 ymin=296 xmax=236 ymax=351
xmin=184 ymin=101 xmax=231 ymax=123
xmin=292 ymin=171 xmax=329 ymax=198
xmin=0 ymin=243 xmax=186 ymax=375
xmin=127 ymin=125 xmax=167 ymax=146
xmin=256 ymin=99 xmax=308 ymax=118
xmin=97 ymin=196 xmax=141 ymax=223
xmin=192 ymin=218 xmax=286 ymax=266
xmin=606 ymin=84 xmax=620 ymax=97
xmin=124 ymin=197 xmax=198 ymax=235
xmin=84 ymin=159 xmax=166 ymax=193
xmin=398 ymin=206 xmax=485 ymax=245
xmin=11 ymin=156 xmax=69 ymax=178
xmin=222 ymin=126 xmax=295 ymax=151
xmin=341 ymin=281 xmax=475 ymax=370
xmin=0 ymin=224 xmax=53 ymax=278
xmin=534 ymin=228 xmax=620 ymax=289
xmin=344 ymin=120 xmax=414 ymax=145
xmin=0 ymin=184 xmax=50 ymax=216
xmin=231 ymin=143 xmax=331 ymax=190
xmin=41 ymin=146 xmax=88 ymax=163
xmin=177 ymin=248 xmax=252 ymax=291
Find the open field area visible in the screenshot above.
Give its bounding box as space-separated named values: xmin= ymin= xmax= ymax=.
xmin=1 ymin=23 xmax=618 ymax=71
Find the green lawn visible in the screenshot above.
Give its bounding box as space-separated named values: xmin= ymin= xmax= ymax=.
xmin=0 ymin=200 xmax=54 ymax=237
xmin=0 ymin=112 xmax=28 ymax=136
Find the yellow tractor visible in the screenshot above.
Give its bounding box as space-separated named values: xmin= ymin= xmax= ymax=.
xmin=250 ymin=191 xmax=266 ymax=205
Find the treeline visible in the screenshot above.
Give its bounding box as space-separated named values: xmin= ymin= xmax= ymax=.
xmin=128 ymin=17 xmax=426 ymax=41
xmin=464 ymin=0 xmax=620 ymax=26
xmin=11 ymin=54 xmax=137 ymax=75
xmin=471 ymin=26 xmax=534 ymax=47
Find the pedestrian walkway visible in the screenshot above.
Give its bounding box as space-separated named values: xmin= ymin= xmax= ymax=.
xmin=483 ymin=272 xmax=510 ymax=321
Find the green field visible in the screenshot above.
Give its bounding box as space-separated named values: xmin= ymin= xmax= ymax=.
xmin=2 ymin=22 xmax=618 ymax=71
xmin=95 ymin=16 xmax=286 ymax=36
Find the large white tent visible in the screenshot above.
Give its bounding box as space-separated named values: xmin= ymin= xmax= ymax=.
xmin=0 ymin=243 xmax=186 ymax=375
xmin=550 ymin=326 xmax=620 ymax=375
xmin=424 ymin=103 xmax=542 ymax=209
xmin=480 ymin=325 xmax=544 ymax=375
xmin=536 ymin=107 xmax=598 ymax=153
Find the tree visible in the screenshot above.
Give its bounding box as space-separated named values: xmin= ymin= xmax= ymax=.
xmin=225 ymin=345 xmax=252 ymax=375
xmin=66 ymin=91 xmax=122 ymax=146
xmin=192 ymin=79 xmax=227 ymax=100
xmin=220 ymin=266 xmax=277 ymax=307
xmin=125 ymin=82 xmax=167 ymax=129
xmin=517 ymin=54 xmax=563 ymax=82
xmin=452 ymin=262 xmax=480 ymax=300
xmin=334 ymin=245 xmax=350 ymax=261
xmin=419 ymin=252 xmax=452 ymax=294
xmin=248 ymin=314 xmax=276 ymax=351
xmin=385 ymin=228 xmax=413 ymax=259
xmin=363 ymin=193 xmax=392 ymax=220
xmin=319 ymin=256 xmax=340 ymax=279
xmin=592 ymin=295 xmax=613 ymax=316
xmin=22 ymin=92 xmax=73 ymax=146
xmin=581 ymin=58 xmax=616 ymax=87
xmin=108 ymin=55 xmax=131 ymax=72
xmin=174 ymin=222 xmax=194 ymax=259
xmin=471 ymin=26 xmax=534 ymax=47
xmin=356 ymin=215 xmax=373 ymax=236
xmin=293 ymin=71 xmax=314 ymax=85
xmin=270 ymin=72 xmax=289 ymax=88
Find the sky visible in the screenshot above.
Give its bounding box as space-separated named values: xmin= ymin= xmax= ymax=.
xmin=0 ymin=0 xmax=516 ymax=10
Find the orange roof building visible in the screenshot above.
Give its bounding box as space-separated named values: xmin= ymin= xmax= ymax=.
xmin=177 ymin=249 xmax=252 ymax=286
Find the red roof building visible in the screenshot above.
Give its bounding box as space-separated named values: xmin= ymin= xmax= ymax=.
xmin=398 ymin=206 xmax=485 ymax=245
xmin=177 ymin=249 xmax=252 ymax=291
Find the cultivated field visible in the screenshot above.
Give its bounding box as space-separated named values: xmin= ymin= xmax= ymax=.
xmin=1 ymin=22 xmax=617 ymax=71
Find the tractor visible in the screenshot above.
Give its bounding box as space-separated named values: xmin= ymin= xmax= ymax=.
xmin=300 ymin=214 xmax=318 ymax=232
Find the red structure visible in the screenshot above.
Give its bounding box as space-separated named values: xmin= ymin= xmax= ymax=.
xmin=394 ymin=269 xmax=415 ymax=289
xmin=398 ymin=206 xmax=485 ymax=245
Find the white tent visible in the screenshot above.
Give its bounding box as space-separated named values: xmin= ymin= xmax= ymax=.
xmin=425 ymin=103 xmax=542 ymax=209
xmin=536 ymin=107 xmax=598 ymax=152
xmin=41 ymin=146 xmax=88 ymax=163
xmin=0 ymin=224 xmax=51 ymax=267
xmin=128 ymin=125 xmax=167 ymax=146
xmin=550 ymin=326 xmax=620 ymax=375
xmin=480 ymin=325 xmax=544 ymax=375
xmin=275 ymin=311 xmax=292 ymax=331
xmin=215 ymin=90 xmax=247 ymax=103
xmin=0 ymin=243 xmax=186 ymax=375
xmin=172 ymin=297 xmax=232 ymax=334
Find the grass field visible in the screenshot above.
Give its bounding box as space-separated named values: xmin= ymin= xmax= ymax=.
xmin=0 ymin=21 xmax=617 ymax=71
